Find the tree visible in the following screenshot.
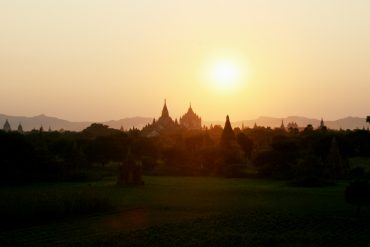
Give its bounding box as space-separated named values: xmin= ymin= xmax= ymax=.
xmin=345 ymin=180 xmax=370 ymax=216
xmin=367 ymin=116 xmax=370 ymax=128
xmin=254 ymin=135 xmax=299 ymax=179
xmin=84 ymin=136 xmax=121 ymax=166
xmin=237 ymin=133 xmax=253 ymax=159
xmin=117 ymin=150 xmax=144 ymax=185
xmin=325 ymin=137 xmax=347 ymax=179
xmin=81 ymin=123 xmax=120 ymax=139
xmin=303 ymin=124 xmax=314 ymax=134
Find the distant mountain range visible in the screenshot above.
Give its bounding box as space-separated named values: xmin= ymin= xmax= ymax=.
xmin=230 ymin=116 xmax=368 ymax=129
xmin=0 ymin=114 xmax=152 ymax=131
xmin=0 ymin=114 xmax=368 ymax=131
xmin=206 ymin=116 xmax=368 ymax=130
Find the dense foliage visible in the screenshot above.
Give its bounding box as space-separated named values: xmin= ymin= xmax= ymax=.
xmin=1 ymin=123 xmax=370 ymax=184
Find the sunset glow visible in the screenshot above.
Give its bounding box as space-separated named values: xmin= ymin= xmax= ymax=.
xmin=202 ymin=52 xmax=251 ymax=96
xmin=0 ymin=1 xmax=370 ymax=121
xmin=208 ymin=59 xmax=241 ymax=92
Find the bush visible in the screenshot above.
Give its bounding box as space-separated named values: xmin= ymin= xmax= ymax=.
xmin=217 ymin=163 xmax=246 ymax=178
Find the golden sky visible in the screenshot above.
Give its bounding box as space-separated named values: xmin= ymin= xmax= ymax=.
xmin=0 ymin=0 xmax=369 ymax=121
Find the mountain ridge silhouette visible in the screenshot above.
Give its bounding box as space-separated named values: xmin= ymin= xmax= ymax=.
xmin=0 ymin=113 xmax=367 ymax=131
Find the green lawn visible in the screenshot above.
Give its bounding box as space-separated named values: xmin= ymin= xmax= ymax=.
xmin=0 ymin=176 xmax=369 ymax=246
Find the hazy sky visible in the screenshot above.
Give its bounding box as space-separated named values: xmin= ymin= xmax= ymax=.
xmin=1 ymin=0 xmax=369 ymax=122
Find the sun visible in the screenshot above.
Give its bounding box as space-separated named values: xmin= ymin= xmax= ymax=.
xmin=211 ymin=60 xmax=240 ymax=90
xmin=203 ymin=56 xmax=248 ymax=93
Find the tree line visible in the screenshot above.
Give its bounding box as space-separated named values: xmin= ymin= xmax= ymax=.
xmin=1 ymin=119 xmax=370 ymax=185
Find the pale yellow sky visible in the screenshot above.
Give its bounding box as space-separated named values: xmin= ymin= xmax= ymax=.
xmin=0 ymin=0 xmax=369 ymax=121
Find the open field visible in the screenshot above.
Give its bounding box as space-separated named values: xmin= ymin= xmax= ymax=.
xmin=0 ymin=176 xmax=369 ymax=246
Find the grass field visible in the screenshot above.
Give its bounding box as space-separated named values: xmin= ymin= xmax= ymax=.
xmin=0 ymin=176 xmax=369 ymax=246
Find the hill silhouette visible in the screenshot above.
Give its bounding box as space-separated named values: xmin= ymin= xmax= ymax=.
xmin=0 ymin=114 xmax=152 ymax=131
xmin=0 ymin=113 xmax=367 ymax=131
xmin=207 ymin=116 xmax=368 ymax=130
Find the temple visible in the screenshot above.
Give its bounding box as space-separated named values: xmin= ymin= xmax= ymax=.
xmin=142 ymin=100 xmax=202 ymax=137
xmin=179 ymin=104 xmax=202 ymax=130
xmin=155 ymin=99 xmax=175 ymax=130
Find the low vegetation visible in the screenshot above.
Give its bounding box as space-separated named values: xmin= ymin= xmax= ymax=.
xmin=0 ymin=176 xmax=369 ymax=246
xmin=0 ymin=185 xmax=113 ymax=229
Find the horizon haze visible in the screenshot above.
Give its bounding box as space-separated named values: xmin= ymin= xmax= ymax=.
xmin=1 ymin=112 xmax=368 ymax=131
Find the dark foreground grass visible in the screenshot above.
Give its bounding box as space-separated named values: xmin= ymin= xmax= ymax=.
xmin=0 ymin=176 xmax=369 ymax=246
xmin=77 ymin=211 xmax=370 ymax=247
xmin=0 ymin=186 xmax=113 ymax=230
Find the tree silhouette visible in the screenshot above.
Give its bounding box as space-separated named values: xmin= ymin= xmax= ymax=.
xmin=303 ymin=124 xmax=314 ymax=133
xmin=237 ymin=133 xmax=253 ymax=159
xmin=325 ymin=137 xmax=347 ymax=179
xmin=117 ymin=150 xmax=144 ymax=185
xmin=81 ymin=123 xmax=120 ymax=138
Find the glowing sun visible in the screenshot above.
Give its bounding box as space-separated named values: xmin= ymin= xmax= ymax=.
xmin=203 ymin=57 xmax=248 ymax=93
xmin=211 ymin=60 xmax=240 ymax=90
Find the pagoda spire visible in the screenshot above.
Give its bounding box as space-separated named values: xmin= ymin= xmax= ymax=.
xmin=17 ymin=123 xmax=23 ymax=133
xmin=319 ymin=117 xmax=327 ymax=131
xmin=161 ymin=99 xmax=169 ymax=118
xmin=280 ymin=120 xmax=285 ymax=129
xmin=187 ymin=102 xmax=194 ymax=114
xmin=3 ymin=119 xmax=11 ymax=132
xmin=220 ymin=115 xmax=236 ymax=147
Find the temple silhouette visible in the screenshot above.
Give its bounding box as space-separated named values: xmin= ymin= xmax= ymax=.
xmin=142 ymin=100 xmax=202 ymax=137
xmin=179 ymin=103 xmax=202 ymax=130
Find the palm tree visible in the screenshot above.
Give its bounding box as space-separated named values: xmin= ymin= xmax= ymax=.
xmin=367 ymin=116 xmax=370 ymax=124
